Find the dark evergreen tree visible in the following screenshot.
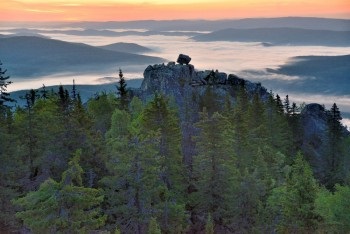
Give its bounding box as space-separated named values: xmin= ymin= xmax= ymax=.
xmin=40 ymin=84 xmax=48 ymax=99
xmin=13 ymin=150 xmax=106 ymax=233
xmin=101 ymin=99 xmax=158 ymax=233
xmin=193 ymin=109 xmax=237 ymax=230
xmin=72 ymin=79 xmax=77 ymax=100
xmin=283 ymin=95 xmax=291 ymax=115
xmin=87 ymin=92 xmax=116 ymax=134
xmin=316 ymin=185 xmax=350 ymax=232
xmin=325 ymin=103 xmax=345 ymax=189
xmin=0 ymin=61 xmax=14 ymax=108
xmin=141 ymin=93 xmax=186 ymax=232
xmin=275 ymin=94 xmax=284 ymax=114
xmin=116 ymin=68 xmax=128 ymax=110
xmin=279 ymin=152 xmax=319 ymax=233
xmin=291 ymin=102 xmax=298 ymax=116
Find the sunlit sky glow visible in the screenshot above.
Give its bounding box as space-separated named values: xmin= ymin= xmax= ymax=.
xmin=1 ymin=0 xmax=349 ymax=22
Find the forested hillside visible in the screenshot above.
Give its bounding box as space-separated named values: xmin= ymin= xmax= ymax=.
xmin=1 ymin=62 xmax=349 ymax=233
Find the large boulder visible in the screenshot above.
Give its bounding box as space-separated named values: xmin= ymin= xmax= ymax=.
xmin=177 ymin=54 xmax=191 ymax=65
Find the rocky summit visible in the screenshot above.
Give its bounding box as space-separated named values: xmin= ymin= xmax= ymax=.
xmin=138 ymin=60 xmax=269 ymax=120
xmin=134 ymin=57 xmax=349 ymax=178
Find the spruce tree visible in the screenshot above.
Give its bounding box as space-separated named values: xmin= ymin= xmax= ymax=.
xmin=193 ymin=109 xmax=237 ymax=228
xmin=325 ymin=103 xmax=345 ymax=189
xmin=283 ymin=95 xmax=291 ymax=115
xmin=275 ymin=94 xmax=284 ymax=114
xmin=101 ymin=97 xmax=159 ymax=233
xmin=72 ymin=79 xmax=77 ymax=100
xmin=316 ymin=185 xmax=350 ymax=232
xmin=13 ymin=149 xmax=106 ymax=233
xmin=279 ymin=152 xmax=319 ymax=232
xmin=148 ymin=217 xmax=162 ymax=234
xmin=205 ymin=213 xmax=214 ymax=234
xmin=116 ymin=68 xmax=128 ymax=110
xmin=0 ymin=60 xmax=14 ymax=108
xmin=141 ymin=93 xmax=186 ymax=232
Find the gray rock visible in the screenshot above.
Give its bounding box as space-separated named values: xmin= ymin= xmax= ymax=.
xmin=215 ymin=72 xmax=227 ymax=84
xmin=227 ymin=74 xmax=245 ymax=86
xmin=177 ymin=54 xmax=191 ymax=65
xmin=300 ymin=103 xmax=329 ymax=180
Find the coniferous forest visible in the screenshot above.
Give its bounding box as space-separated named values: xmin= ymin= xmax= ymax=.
xmin=1 ymin=63 xmax=350 ymax=233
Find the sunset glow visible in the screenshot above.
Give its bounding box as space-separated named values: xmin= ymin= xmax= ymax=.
xmin=1 ymin=0 xmax=349 ymax=22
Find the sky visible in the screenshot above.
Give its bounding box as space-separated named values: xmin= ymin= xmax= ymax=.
xmin=1 ymin=0 xmax=349 ymax=22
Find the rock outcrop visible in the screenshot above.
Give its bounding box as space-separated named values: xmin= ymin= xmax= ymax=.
xmin=139 ymin=61 xmax=268 ymax=120
xmin=300 ymin=103 xmax=349 ymax=181
xmin=137 ymin=60 xmax=269 ymax=165
xmin=176 ymin=54 xmax=191 ymax=65
xmin=135 ymin=58 xmax=349 ymax=179
xmin=300 ymin=104 xmax=329 ymax=179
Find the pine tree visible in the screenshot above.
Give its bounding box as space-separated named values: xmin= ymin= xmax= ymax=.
xmin=141 ymin=93 xmax=186 ymax=232
xmin=205 ymin=213 xmax=214 ymax=234
xmin=0 ymin=60 xmax=14 ymax=108
xmin=325 ymin=103 xmax=345 ymax=189
xmin=87 ymin=92 xmax=116 ymax=134
xmin=231 ymin=85 xmax=249 ymax=167
xmin=275 ymin=94 xmax=284 ymax=114
xmin=13 ymin=149 xmax=106 ymax=233
xmin=72 ymin=79 xmax=77 ymax=100
xmin=265 ymin=93 xmax=292 ymax=156
xmin=116 ymin=68 xmax=128 ymax=110
xmin=283 ymin=95 xmax=291 ymax=115
xmin=40 ymin=84 xmax=48 ymax=99
xmin=148 ymin=217 xmax=162 ymax=234
xmin=316 ymin=185 xmax=350 ymax=232
xmin=0 ymin=107 xmax=25 ymax=231
xmin=101 ymin=97 xmax=159 ymax=233
xmin=279 ymin=152 xmax=319 ymax=232
xmin=193 ymin=109 xmax=237 ymax=228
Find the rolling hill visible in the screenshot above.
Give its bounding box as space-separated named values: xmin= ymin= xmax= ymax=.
xmin=98 ymin=42 xmax=153 ymax=54
xmin=0 ymin=36 xmax=165 ymax=77
xmin=265 ymin=54 xmax=350 ymax=94
xmin=192 ymin=28 xmax=350 ymax=46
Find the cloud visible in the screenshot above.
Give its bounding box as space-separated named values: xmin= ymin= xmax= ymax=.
xmin=24 ymin=8 xmax=63 ymax=13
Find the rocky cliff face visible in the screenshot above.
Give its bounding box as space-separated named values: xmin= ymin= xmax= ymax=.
xmin=139 ymin=62 xmax=269 ymax=120
xmin=135 ymin=60 xmax=349 ymax=178
xmin=136 ymin=61 xmax=269 ymax=165
xmin=300 ymin=103 xmax=349 ymax=181
xmin=300 ymin=104 xmax=330 ymax=179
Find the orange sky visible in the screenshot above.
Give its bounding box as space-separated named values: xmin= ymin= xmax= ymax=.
xmin=1 ymin=0 xmax=349 ymax=22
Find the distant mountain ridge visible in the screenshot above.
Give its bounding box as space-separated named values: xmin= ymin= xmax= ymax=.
xmin=266 ymin=54 xmax=350 ymax=94
xmin=98 ymin=42 xmax=153 ymax=54
xmin=193 ymin=28 xmax=350 ymax=46
xmin=3 ymin=28 xmax=204 ymax=37
xmin=0 ymin=36 xmax=165 ymax=77
xmin=56 ymin=17 xmax=350 ymax=31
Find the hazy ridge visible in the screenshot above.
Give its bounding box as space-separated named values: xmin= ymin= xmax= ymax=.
xmin=0 ymin=36 xmax=165 ymax=77
xmin=193 ymin=28 xmax=350 ymax=46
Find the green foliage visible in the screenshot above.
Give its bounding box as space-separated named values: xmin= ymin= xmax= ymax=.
xmin=325 ymin=103 xmax=346 ymax=189
xmin=205 ymin=213 xmax=214 ymax=234
xmin=2 ymin=77 xmax=349 ymax=233
xmin=148 ymin=217 xmax=162 ymax=234
xmin=102 ymin=105 xmax=155 ymax=232
xmin=13 ymin=150 xmax=106 ymax=233
xmin=0 ymin=60 xmax=14 ymax=107
xmin=193 ymin=110 xmax=237 ymax=227
xmin=279 ymin=152 xmax=319 ymax=232
xmin=141 ymin=93 xmax=187 ymax=232
xmin=116 ymin=68 xmax=129 ymax=110
xmin=316 ymin=185 xmax=350 ymax=232
xmin=88 ymin=92 xmax=116 ymax=134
